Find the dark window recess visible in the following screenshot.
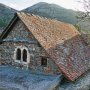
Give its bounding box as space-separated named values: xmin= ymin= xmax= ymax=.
xmin=38 ymin=42 xmax=41 ymax=47
xmin=23 ymin=49 xmax=27 ymax=62
xmin=41 ymin=57 xmax=47 ymax=67
xmin=16 ymin=48 xmax=21 ymax=60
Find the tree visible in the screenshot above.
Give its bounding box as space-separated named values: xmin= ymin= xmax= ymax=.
xmin=74 ymin=24 xmax=81 ymax=32
xmin=77 ymin=0 xmax=90 ymax=21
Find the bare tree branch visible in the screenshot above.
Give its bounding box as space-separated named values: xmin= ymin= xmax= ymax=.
xmin=77 ymin=0 xmax=90 ymax=21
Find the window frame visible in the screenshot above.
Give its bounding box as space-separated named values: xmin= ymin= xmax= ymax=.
xmin=14 ymin=46 xmax=30 ymax=64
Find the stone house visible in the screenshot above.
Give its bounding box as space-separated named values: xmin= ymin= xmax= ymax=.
xmin=0 ymin=12 xmax=90 ymax=82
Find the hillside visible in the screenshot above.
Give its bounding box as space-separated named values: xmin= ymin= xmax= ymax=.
xmin=0 ymin=2 xmax=78 ymax=29
xmin=0 ymin=3 xmax=17 ymax=28
xmin=23 ymin=2 xmax=78 ymax=24
xmin=0 ymin=2 xmax=90 ymax=34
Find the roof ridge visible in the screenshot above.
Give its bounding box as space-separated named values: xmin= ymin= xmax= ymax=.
xmin=16 ymin=11 xmax=73 ymax=26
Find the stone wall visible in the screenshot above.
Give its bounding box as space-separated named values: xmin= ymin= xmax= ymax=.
xmin=0 ymin=19 xmax=60 ymax=75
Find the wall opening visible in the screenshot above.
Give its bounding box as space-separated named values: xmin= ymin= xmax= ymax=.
xmin=41 ymin=57 xmax=47 ymax=67
xmin=14 ymin=46 xmax=30 ymax=64
xmin=23 ymin=49 xmax=27 ymax=62
xmin=16 ymin=48 xmax=21 ymax=60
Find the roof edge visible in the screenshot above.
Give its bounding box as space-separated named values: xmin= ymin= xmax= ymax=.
xmin=0 ymin=13 xmax=19 ymax=39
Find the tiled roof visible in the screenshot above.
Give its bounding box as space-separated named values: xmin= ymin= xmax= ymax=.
xmin=17 ymin=12 xmax=80 ymax=49
xmin=1 ymin=12 xmax=90 ymax=81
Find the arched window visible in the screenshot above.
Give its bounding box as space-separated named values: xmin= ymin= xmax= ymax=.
xmin=16 ymin=48 xmax=21 ymax=60
xmin=14 ymin=47 xmax=30 ymax=64
xmin=23 ymin=49 xmax=27 ymax=62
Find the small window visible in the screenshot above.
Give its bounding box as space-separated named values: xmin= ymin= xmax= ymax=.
xmin=16 ymin=48 xmax=21 ymax=60
xmin=23 ymin=49 xmax=27 ymax=62
xmin=37 ymin=42 xmax=41 ymax=47
xmin=41 ymin=57 xmax=47 ymax=67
